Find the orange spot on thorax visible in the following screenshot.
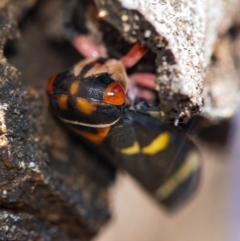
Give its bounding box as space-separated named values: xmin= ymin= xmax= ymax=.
xmin=76 ymin=97 xmax=96 ymax=115
xmin=57 ymin=95 xmax=68 ymax=110
xmin=77 ymin=127 xmax=111 ymax=144
xmin=69 ymin=80 xmax=80 ymax=96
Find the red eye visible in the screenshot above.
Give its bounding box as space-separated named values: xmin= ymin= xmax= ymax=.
xmin=47 ymin=75 xmax=56 ymax=94
xmin=103 ymin=82 xmax=125 ymax=105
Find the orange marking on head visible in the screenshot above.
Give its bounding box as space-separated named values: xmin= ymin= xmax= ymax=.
xmin=103 ymin=82 xmax=125 ymax=105
xmin=47 ymin=75 xmax=56 ymax=94
xmin=69 ymin=80 xmax=80 ymax=96
xmin=77 ymin=127 xmax=110 ymax=144
xmin=76 ymin=97 xmax=96 ymax=115
xmin=57 ymin=95 xmax=68 ymax=110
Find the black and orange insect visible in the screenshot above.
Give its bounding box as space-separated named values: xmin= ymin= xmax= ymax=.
xmin=47 ymin=57 xmax=201 ymax=208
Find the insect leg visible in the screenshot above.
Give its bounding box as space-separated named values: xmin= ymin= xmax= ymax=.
xmin=120 ymin=42 xmax=146 ymax=68
xmin=63 ymin=0 xmax=107 ymax=58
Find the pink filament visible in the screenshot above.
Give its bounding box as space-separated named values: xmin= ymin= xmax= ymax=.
xmin=120 ymin=43 xmax=147 ymax=68
xmin=72 ymin=35 xmax=107 ymax=58
xmin=130 ymin=73 xmax=156 ymax=89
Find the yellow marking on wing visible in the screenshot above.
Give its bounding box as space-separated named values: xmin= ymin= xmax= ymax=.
xmin=77 ymin=127 xmax=110 ymax=145
xmin=142 ymin=132 xmax=170 ymax=155
xmin=69 ymin=80 xmax=80 ymax=96
xmin=57 ymin=95 xmax=68 ymax=110
xmin=76 ymin=97 xmax=96 ymax=115
xmin=120 ymin=141 xmax=140 ymax=155
xmin=155 ymin=151 xmax=200 ymax=200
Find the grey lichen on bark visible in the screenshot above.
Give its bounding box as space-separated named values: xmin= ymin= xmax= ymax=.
xmin=94 ymin=0 xmax=240 ymax=121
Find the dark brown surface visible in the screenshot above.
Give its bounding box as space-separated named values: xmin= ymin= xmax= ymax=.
xmin=0 ymin=1 xmax=116 ymax=240
xmin=0 ymin=211 xmax=80 ymax=241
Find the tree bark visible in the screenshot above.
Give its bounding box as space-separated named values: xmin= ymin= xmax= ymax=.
xmin=0 ymin=1 xmax=115 ymax=240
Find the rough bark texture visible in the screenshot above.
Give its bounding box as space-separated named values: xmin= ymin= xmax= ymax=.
xmin=92 ymin=0 xmax=240 ymax=121
xmin=0 ymin=211 xmax=81 ymax=241
xmin=0 ymin=1 xmax=115 ymax=240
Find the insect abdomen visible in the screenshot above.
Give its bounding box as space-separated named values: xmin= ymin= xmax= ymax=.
xmin=103 ymin=111 xmax=201 ymax=209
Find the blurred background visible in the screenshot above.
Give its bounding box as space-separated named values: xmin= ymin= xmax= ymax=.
xmin=94 ymin=137 xmax=234 ymax=241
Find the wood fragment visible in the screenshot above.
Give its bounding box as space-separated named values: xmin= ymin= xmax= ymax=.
xmin=93 ymin=0 xmax=240 ymax=121
xmin=0 ymin=1 xmax=115 ymax=240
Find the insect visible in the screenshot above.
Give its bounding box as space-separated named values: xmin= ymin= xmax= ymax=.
xmin=47 ymin=55 xmax=201 ymax=209
xmin=47 ymin=0 xmax=201 ymax=208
